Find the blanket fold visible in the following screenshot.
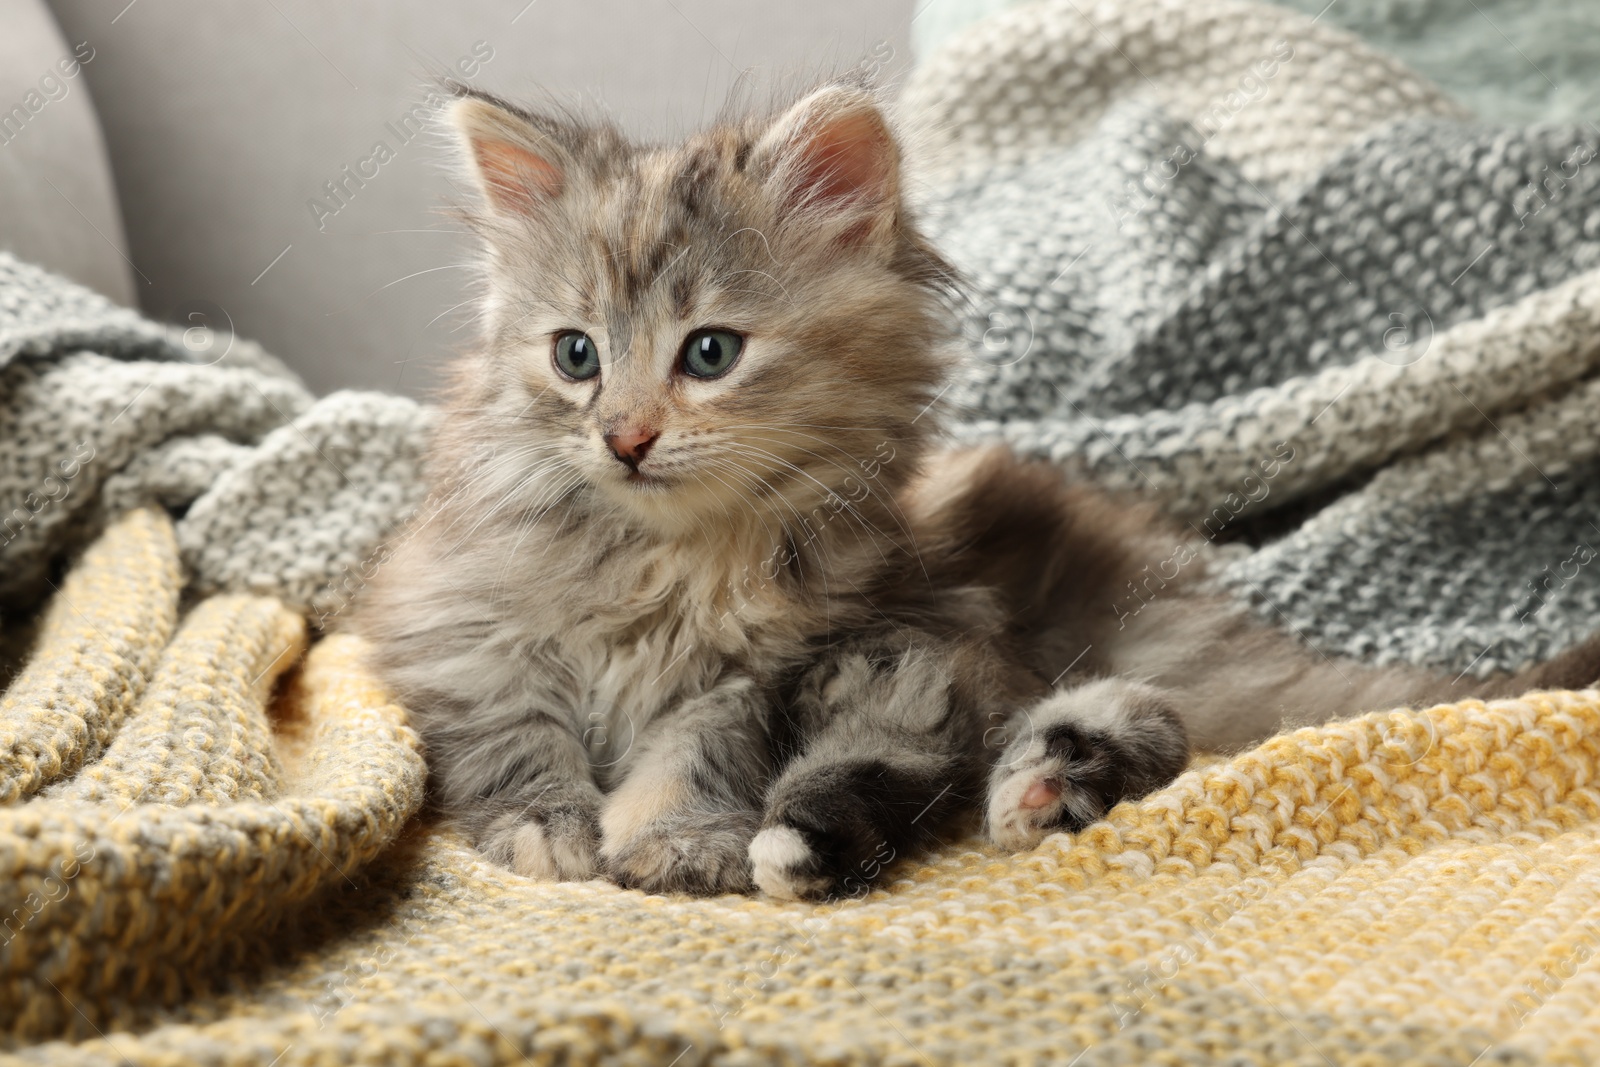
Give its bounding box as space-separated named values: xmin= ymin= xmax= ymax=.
xmin=1 ymin=512 xmax=425 ymax=1044
xmin=0 ymin=255 xmax=431 ymax=619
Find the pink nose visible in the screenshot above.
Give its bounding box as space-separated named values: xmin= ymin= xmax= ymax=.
xmin=604 ymin=428 xmax=659 ymax=469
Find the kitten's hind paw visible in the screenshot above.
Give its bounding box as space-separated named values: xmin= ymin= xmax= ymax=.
xmin=987 ymin=679 xmax=1188 ymax=850
xmin=987 ymin=741 xmax=1111 ymax=849
xmin=748 ymin=826 xmax=837 ymax=901
xmin=748 ymin=817 xmax=903 ymax=902
xmin=602 ymin=811 xmax=758 ymax=895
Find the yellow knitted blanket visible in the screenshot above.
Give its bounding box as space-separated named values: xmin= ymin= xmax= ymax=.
xmin=5 ymin=513 xmax=1600 ymax=1065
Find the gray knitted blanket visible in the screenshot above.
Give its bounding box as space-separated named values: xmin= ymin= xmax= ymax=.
xmin=907 ymin=0 xmax=1600 ymax=678
xmin=3 ymin=0 xmax=1598 ymax=684
xmin=0 ymin=252 xmax=430 ymax=629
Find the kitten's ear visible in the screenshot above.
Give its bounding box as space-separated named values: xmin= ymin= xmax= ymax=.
xmin=756 ymin=86 xmax=899 ymax=227
xmin=449 ymin=94 xmax=566 ymax=216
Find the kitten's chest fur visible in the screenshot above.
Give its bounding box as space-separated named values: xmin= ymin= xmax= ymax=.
xmin=465 ymin=509 xmax=841 ymax=727
xmin=363 ymin=469 xmax=911 ymax=774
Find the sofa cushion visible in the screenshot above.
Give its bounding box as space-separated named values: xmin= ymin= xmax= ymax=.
xmin=0 ymin=0 xmax=134 ymax=306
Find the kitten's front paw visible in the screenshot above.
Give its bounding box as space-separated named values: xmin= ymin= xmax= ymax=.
xmin=477 ymin=800 xmax=602 ymax=881
xmin=602 ymin=811 xmax=758 ymax=895
xmin=987 ymin=680 xmax=1188 ymax=850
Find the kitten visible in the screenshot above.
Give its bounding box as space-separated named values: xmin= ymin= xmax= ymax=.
xmin=356 ymin=82 xmax=1598 ymax=900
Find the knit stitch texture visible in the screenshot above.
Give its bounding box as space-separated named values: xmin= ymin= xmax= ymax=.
xmin=5 ymin=0 xmax=1600 ymax=1063
xmin=906 ymin=0 xmax=1600 ymax=676
xmin=0 ymin=251 xmax=431 ymax=619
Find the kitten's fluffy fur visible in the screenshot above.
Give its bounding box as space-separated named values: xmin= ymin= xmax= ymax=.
xmin=357 ymin=82 xmax=1598 ymax=899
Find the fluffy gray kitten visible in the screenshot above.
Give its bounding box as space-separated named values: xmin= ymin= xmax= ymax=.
xmin=357 ymin=82 xmax=1592 ymax=900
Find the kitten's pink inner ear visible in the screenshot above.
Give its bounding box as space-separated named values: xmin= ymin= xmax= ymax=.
xmin=470 ymin=137 xmax=564 ymax=216
xmin=786 ymin=106 xmax=896 ymax=208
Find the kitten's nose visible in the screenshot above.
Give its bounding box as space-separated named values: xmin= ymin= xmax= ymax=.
xmin=604 ymin=428 xmax=659 ymax=469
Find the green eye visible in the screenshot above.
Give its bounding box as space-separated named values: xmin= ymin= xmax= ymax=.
xmin=553 ymin=331 xmax=600 ymax=380
xmin=680 ymin=329 xmax=744 ymax=379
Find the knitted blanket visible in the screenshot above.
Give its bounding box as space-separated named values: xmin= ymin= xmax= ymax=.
xmin=0 ymin=252 xmax=429 ymax=620
xmin=916 ymin=0 xmax=1600 ymax=126
xmin=6 ymin=0 xmax=1600 ymax=1063
xmin=909 ymin=0 xmax=1600 ymax=676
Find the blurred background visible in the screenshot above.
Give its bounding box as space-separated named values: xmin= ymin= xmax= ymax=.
xmin=2 ymin=0 xmax=1597 ymax=398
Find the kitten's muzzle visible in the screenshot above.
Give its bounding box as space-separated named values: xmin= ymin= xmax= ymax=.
xmin=604 ymin=428 xmax=660 ymax=471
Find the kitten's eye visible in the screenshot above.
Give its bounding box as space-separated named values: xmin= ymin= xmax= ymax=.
xmin=680 ymin=329 xmax=744 ymax=379
xmin=552 ymin=331 xmax=600 ymax=381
